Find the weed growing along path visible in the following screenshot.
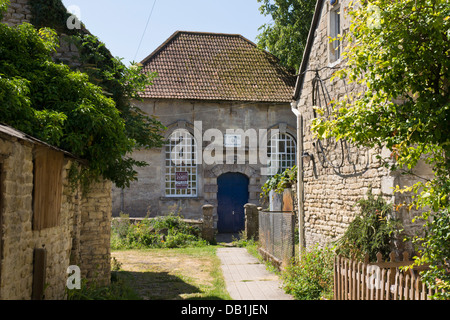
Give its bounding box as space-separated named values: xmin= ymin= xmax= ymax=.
xmin=111 ymin=246 xmax=232 ymax=300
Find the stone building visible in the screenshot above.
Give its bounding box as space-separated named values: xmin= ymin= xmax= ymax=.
xmin=113 ymin=31 xmax=297 ymax=233
xmin=0 ymin=124 xmax=112 ymax=299
xmin=291 ymin=0 xmax=432 ymax=251
xmin=0 ymin=0 xmax=112 ymax=299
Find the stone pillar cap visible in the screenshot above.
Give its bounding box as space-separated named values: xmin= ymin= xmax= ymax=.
xmin=244 ymin=203 xmax=257 ymax=207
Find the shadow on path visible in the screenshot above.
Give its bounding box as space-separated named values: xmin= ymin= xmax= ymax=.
xmin=116 ymin=270 xmax=225 ymax=300
xmin=216 ymin=233 xmax=240 ymax=246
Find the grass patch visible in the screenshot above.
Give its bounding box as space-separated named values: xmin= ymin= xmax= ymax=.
xmin=232 ymin=231 xmax=281 ymax=274
xmin=111 ymin=246 xmax=232 ymax=300
xmin=66 ymin=272 xmax=141 ymax=300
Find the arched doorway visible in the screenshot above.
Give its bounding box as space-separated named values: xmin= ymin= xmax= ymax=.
xmin=217 ymin=172 xmax=249 ymax=233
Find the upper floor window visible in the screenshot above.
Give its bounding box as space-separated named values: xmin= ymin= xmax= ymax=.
xmin=164 ymin=129 xmax=198 ymax=197
xmin=329 ymin=4 xmax=341 ymax=64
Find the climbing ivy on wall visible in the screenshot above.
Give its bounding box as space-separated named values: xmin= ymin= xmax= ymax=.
xmin=0 ymin=0 xmax=166 ymax=189
xmin=29 ymin=0 xmax=77 ymax=34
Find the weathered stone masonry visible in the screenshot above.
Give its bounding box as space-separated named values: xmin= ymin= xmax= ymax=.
xmin=2 ymin=0 xmax=32 ymax=26
xmin=0 ymin=125 xmax=112 ymax=300
xmin=1 ymin=1 xmax=112 ymax=299
xmin=292 ymin=0 xmax=432 ymax=252
xmin=3 ymin=0 xmax=81 ymax=67
xmin=113 ymin=99 xmax=297 ymax=225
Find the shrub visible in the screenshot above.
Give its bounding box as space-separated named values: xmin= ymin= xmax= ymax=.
xmin=413 ymin=208 xmax=450 ymax=300
xmin=164 ymin=230 xmax=203 ymax=248
xmin=282 ymin=245 xmax=334 ymax=300
xmin=334 ymin=188 xmax=402 ymax=262
xmin=232 ymin=230 xmax=257 ymax=248
xmin=66 ymin=276 xmax=140 ymax=300
xmin=111 ymin=214 xmax=207 ymax=249
xmin=125 ymin=220 xmax=160 ymax=248
xmin=261 ymin=166 xmax=297 ymax=200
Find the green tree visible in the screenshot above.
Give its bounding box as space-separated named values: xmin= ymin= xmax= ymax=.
xmin=0 ymin=0 xmax=165 ymax=189
xmin=312 ymin=0 xmax=449 ymax=299
xmin=257 ymin=0 xmax=316 ymax=71
xmin=68 ymin=32 xmax=167 ymax=188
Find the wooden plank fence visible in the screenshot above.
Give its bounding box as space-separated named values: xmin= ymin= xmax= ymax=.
xmin=334 ymin=251 xmax=439 ymax=300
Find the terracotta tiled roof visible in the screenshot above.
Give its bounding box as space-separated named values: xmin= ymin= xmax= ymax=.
xmin=140 ymin=31 xmax=296 ymax=103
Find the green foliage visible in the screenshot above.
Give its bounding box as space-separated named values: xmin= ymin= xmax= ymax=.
xmin=0 ymin=0 xmax=165 ymax=189
xmin=111 ymin=214 xmax=208 ymax=250
xmin=67 ymin=32 xmax=166 ymax=188
xmin=257 ymin=0 xmax=316 ymax=71
xmin=111 ymin=256 xmax=122 ymax=272
xmin=311 ymin=0 xmax=450 ymax=298
xmin=29 ymin=0 xmax=79 ymax=34
xmin=0 ymin=0 xmax=8 ymax=20
xmin=70 ymin=33 xmax=166 ymax=151
xmin=261 ymin=165 xmax=297 ymax=199
xmin=335 ymin=188 xmax=402 ymax=262
xmin=282 ymin=245 xmax=334 ymax=300
xmin=0 ymin=23 xmax=121 ymax=148
xmin=232 ymin=230 xmax=257 ymax=248
xmin=411 ymin=208 xmax=450 ymax=300
xmin=66 ymin=276 xmax=141 ymax=300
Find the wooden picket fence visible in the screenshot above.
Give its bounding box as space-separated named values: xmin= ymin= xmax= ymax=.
xmin=334 ymin=251 xmax=438 ymax=300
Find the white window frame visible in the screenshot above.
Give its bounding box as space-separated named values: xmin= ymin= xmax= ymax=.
xmin=329 ymin=3 xmax=341 ymax=65
xmin=267 ymin=132 xmax=297 ymax=176
xmin=164 ymin=129 xmax=198 ymax=197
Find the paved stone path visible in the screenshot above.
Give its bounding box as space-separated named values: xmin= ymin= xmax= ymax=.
xmin=216 ymin=247 xmax=294 ymax=300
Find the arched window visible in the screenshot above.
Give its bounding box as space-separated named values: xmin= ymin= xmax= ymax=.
xmin=267 ymin=133 xmax=297 ymax=175
xmin=165 ymin=129 xmax=198 ymax=197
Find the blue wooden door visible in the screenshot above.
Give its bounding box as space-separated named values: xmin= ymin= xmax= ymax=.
xmin=217 ymin=172 xmax=249 ymax=233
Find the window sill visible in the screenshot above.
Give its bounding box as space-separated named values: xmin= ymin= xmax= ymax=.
xmin=328 ymin=58 xmax=342 ymax=68
xmin=159 ymin=196 xmax=204 ymax=201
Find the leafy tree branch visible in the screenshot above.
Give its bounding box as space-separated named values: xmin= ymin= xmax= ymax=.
xmin=257 ymin=0 xmax=316 ymax=71
xmin=0 ymin=0 xmax=166 ymax=189
xmin=312 ymin=0 xmax=449 ymax=299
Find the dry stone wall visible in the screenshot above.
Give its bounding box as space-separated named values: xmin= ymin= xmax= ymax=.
xmin=0 ymin=136 xmax=35 ymax=299
xmin=77 ymin=179 xmax=112 ymax=283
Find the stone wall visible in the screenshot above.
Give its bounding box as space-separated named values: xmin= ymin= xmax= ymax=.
xmin=0 ymin=133 xmax=35 ymax=299
xmin=0 ymin=128 xmax=111 ymax=300
xmin=113 ymin=98 xmax=297 ymax=228
xmin=292 ymin=0 xmax=430 ymax=251
xmin=2 ymin=0 xmax=81 ymax=68
xmin=0 ymin=0 xmax=112 ymax=299
xmin=1 ymin=0 xmax=32 ymax=26
xmin=77 ymin=179 xmax=112 ymax=283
